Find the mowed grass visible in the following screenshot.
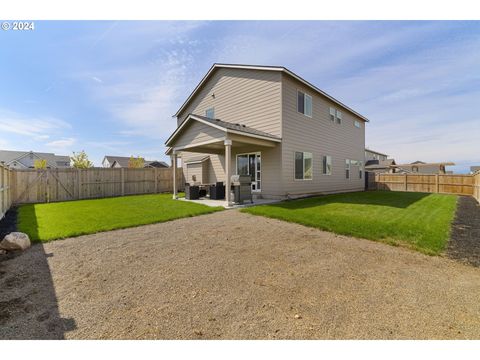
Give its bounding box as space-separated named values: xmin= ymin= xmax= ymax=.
xmin=242 ymin=191 xmax=458 ymax=255
xmin=17 ymin=193 xmax=223 ymax=242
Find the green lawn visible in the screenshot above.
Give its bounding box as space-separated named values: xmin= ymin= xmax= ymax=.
xmin=242 ymin=191 xmax=458 ymax=255
xmin=17 ymin=193 xmax=223 ymax=242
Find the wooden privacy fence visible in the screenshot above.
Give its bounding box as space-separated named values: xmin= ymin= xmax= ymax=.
xmin=0 ymin=163 xmax=13 ymax=219
xmin=11 ymin=167 xmax=184 ymax=205
xmin=474 ymin=172 xmax=480 ymax=202
xmin=372 ymin=173 xmax=477 ymax=197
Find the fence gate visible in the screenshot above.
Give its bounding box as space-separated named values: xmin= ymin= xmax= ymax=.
xmin=14 ymin=169 xmax=77 ymax=204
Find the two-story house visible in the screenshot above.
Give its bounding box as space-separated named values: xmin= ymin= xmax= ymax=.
xmin=165 ymin=64 xmax=368 ymax=204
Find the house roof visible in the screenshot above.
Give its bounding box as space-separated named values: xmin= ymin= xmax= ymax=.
xmin=391 ymin=162 xmax=455 ymax=168
xmin=173 ymin=63 xmax=370 ymax=123
xmin=145 ymin=160 xmax=169 ymax=168
xmin=365 ymin=148 xmax=389 ymax=157
xmin=165 ymin=114 xmax=282 ymax=147
xmin=104 ymin=156 xmax=168 ymax=168
xmin=365 ymin=159 xmax=396 ymax=168
xmin=184 ymin=155 xmax=210 ymax=164
xmin=104 ymin=156 xmax=131 ymax=167
xmin=0 ymin=150 xmax=70 ymax=168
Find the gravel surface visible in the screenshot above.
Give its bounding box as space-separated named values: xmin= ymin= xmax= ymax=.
xmin=1 ymin=210 xmax=480 ymax=339
xmin=447 ymin=196 xmax=480 ymax=267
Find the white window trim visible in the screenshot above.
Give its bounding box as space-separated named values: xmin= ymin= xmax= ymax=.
xmin=294 ymin=151 xmax=313 ymax=181
xmin=354 ymin=120 xmax=361 ymax=128
xmin=336 ymin=109 xmax=342 ymax=124
xmin=329 ymin=107 xmax=336 ymax=122
xmin=345 ymin=159 xmax=351 ymax=180
xmin=322 ymin=155 xmax=332 ymax=175
xmin=297 ymin=90 xmax=312 ymax=118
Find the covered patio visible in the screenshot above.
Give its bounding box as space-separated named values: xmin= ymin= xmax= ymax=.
xmin=165 ymin=114 xmax=281 ymax=207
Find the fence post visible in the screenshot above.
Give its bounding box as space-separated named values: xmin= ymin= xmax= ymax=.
xmin=77 ymin=169 xmax=81 ymax=199
xmin=404 ymin=174 xmax=408 ymax=192
xmin=154 ymin=168 xmax=158 ymax=193
xmin=436 ymin=174 xmax=439 ymax=193
xmin=46 ymin=170 xmax=50 ymax=203
xmin=121 ymin=168 xmax=125 ymax=196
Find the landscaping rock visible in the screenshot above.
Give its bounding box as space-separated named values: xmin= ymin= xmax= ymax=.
xmin=0 ymin=249 xmax=6 ymax=255
xmin=0 ymin=232 xmax=31 ymax=251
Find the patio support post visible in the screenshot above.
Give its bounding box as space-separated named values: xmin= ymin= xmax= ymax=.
xmin=171 ymin=151 xmax=178 ymax=199
xmin=224 ymin=139 xmax=232 ymax=206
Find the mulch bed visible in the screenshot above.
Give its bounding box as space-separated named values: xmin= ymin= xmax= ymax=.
xmin=0 ymin=208 xmax=20 ymax=262
xmin=447 ymin=196 xmax=480 ymax=267
xmin=0 ymin=207 xmax=17 ymax=239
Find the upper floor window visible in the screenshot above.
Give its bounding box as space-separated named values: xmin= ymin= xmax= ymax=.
xmin=330 ymin=107 xmax=342 ymax=124
xmin=295 ymin=151 xmax=312 ymax=180
xmin=336 ymin=110 xmax=342 ymax=124
xmin=297 ymin=91 xmax=312 ymax=117
xmin=205 ymin=107 xmax=215 ymax=119
xmin=329 ymin=107 xmax=336 ymax=122
xmin=354 ymin=120 xmax=361 ymax=128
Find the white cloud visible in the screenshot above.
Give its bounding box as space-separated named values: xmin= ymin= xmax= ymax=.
xmin=78 ymin=21 xmax=209 ymax=140
xmin=0 ymin=108 xmax=71 ymax=140
xmin=46 ymin=137 xmax=76 ymax=149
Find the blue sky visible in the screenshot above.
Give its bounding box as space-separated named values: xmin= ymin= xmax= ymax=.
xmin=0 ymin=21 xmax=479 ymax=172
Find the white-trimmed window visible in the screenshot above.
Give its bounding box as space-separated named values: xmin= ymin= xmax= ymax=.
xmin=359 ymin=161 xmax=363 ymax=179
xmin=336 ymin=110 xmax=342 ymax=124
xmin=354 ymin=120 xmax=361 ymax=128
xmin=205 ymin=107 xmax=215 ymax=119
xmin=322 ymin=155 xmax=332 ymax=175
xmin=297 ymin=91 xmax=312 ymax=117
xmin=295 ymin=151 xmax=313 ymax=180
xmin=345 ymin=159 xmax=351 ymax=179
xmin=329 ymin=107 xmax=336 ymax=122
xmin=330 ymin=107 xmax=342 ymax=124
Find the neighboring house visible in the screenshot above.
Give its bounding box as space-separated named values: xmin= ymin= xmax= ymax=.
xmin=392 ymin=161 xmax=455 ymax=174
xmin=365 ymin=148 xmax=388 ymax=162
xmin=102 ymin=156 xmax=169 ymax=168
xmin=165 ymin=63 xmax=368 ymax=201
xmin=364 ymin=148 xmax=396 ymax=174
xmin=0 ymin=150 xmax=70 ymax=169
xmin=365 ymin=159 xmax=397 ymax=174
xmin=470 ymin=166 xmax=480 ymax=174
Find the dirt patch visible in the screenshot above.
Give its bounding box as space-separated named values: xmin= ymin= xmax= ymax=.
xmin=2 ymin=210 xmax=480 ymax=339
xmin=447 ymin=196 xmax=480 ymax=267
xmin=0 ymin=243 xmax=71 ymax=339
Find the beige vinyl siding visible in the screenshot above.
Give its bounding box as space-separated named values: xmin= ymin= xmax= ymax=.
xmin=281 ymin=74 xmax=365 ymax=195
xmin=230 ymin=145 xmax=283 ymax=198
xmin=185 ymin=163 xmax=202 ymax=183
xmin=177 ymin=67 xmax=283 ymax=197
xmin=172 ymin=120 xmax=225 ymax=149
xmin=182 ymin=146 xmax=283 ymax=198
xmin=177 ymin=67 xmax=282 ymax=137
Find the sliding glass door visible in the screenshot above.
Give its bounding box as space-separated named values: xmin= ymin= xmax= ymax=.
xmin=236 ymin=152 xmax=261 ymax=192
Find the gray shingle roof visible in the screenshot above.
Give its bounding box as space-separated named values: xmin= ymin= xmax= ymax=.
xmin=183 ymin=155 xmax=210 ymax=164
xmin=104 ymin=156 xmax=168 ymax=168
xmin=191 ymin=114 xmax=281 ymax=141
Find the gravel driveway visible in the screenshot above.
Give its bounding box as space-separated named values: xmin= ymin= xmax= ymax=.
xmin=1 ymin=210 xmax=480 ymax=339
